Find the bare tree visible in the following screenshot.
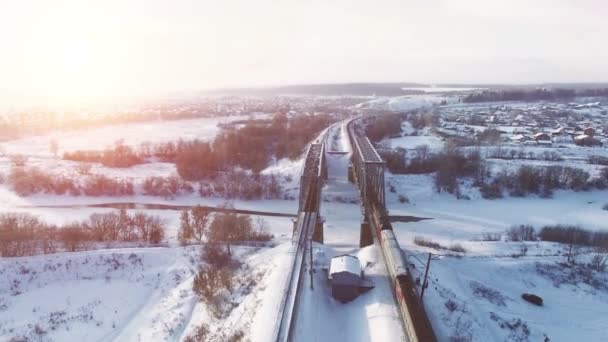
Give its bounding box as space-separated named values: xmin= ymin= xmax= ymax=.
xmin=589 ymin=248 xmax=608 ymax=271
xmin=10 ymin=154 xmax=28 ymax=167
xmin=77 ymin=163 xmax=93 ymax=175
xmin=179 ymin=206 xmax=211 ymax=244
xmin=49 ymin=139 xmax=59 ymax=157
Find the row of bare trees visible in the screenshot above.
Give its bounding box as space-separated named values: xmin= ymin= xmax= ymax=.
xmin=178 ymin=206 xmax=272 ymax=252
xmin=0 ymin=210 xmax=165 ymax=257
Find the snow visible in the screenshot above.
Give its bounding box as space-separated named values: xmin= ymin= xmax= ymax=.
xmin=0 ymin=247 xmax=199 ymax=341
xmin=292 ymin=245 xmax=405 ymax=342
xmin=1 ymin=114 xmax=266 ymax=156
xmin=384 ymin=135 xmax=444 ymax=151
xmin=401 ymin=87 xmax=484 ymax=93
xmin=290 ymin=123 xmax=406 ymax=342
xmin=356 ymin=95 xmax=447 ymax=112
xmin=329 ymin=255 xmax=361 ymax=277
xmin=384 ymin=171 xmax=608 ymax=341
xmin=0 ymin=244 xmax=299 ymax=342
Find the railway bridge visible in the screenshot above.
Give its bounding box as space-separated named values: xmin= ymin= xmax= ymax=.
xmin=275 ymin=117 xmax=436 ymax=342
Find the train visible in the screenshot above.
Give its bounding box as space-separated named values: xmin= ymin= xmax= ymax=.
xmin=346 ymin=116 xmax=437 ymax=342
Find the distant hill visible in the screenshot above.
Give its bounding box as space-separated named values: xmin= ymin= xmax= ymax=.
xmin=204 ymin=83 xmax=428 ymax=96
xmin=203 ymin=82 xmax=608 ymax=97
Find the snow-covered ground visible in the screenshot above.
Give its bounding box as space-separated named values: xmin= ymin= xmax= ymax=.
xmin=1 ymin=114 xmax=266 ymax=156
xmin=0 ymin=244 xmax=298 ymax=342
xmin=384 ymin=171 xmax=608 ymax=341
xmin=356 ymin=95 xmax=449 ymax=112
xmin=401 ymin=87 xmax=484 ymax=93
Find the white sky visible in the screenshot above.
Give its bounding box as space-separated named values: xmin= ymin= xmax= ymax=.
xmin=0 ymin=0 xmax=607 ymax=107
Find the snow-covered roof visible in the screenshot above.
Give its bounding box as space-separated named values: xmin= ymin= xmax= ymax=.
xmin=329 ymin=255 xmax=361 ymax=276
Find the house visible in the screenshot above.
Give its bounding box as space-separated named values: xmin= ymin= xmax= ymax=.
xmin=534 ymin=132 xmax=551 ymax=141
xmin=583 ymin=127 xmax=596 ymax=137
xmin=574 ymin=134 xmax=600 ymax=146
xmin=329 ymin=255 xmax=363 ymax=302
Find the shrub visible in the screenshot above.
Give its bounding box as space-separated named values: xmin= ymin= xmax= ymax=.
xmin=448 ymin=243 xmax=467 ymax=253
xmin=202 ymin=243 xmax=232 ymax=267
xmin=538 ymin=224 xmax=608 ymax=250
xmin=507 ymin=225 xmax=536 ymax=242
xmin=64 ymin=143 xmax=144 ymax=168
xmin=184 ymin=324 xmax=209 ymax=342
xmin=10 ymin=154 xmax=28 ymax=167
xmin=82 ymin=175 xmax=134 ymax=196
xmin=481 ymin=232 xmax=501 ymax=241
xmin=414 ymin=236 xmax=443 ymax=250
xmin=192 ymin=265 xmax=235 ymax=318
xmin=143 ymin=176 xmax=192 ymax=199
xmin=480 ymin=181 xmax=503 ymax=199
xmin=77 ymin=163 xmax=93 ymax=175
xmin=470 ymin=281 xmax=506 ymax=306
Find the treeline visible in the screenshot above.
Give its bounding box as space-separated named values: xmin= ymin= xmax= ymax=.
xmin=486 ymin=147 xmax=562 ymax=162
xmin=506 ymin=224 xmax=608 ymax=248
xmin=6 ymin=166 xmax=284 ymax=200
xmin=539 ymin=225 xmax=608 ymax=248
xmin=198 ymin=171 xmax=283 ymax=200
xmin=588 ymin=156 xmax=608 ymax=166
xmin=0 ymin=104 xmax=218 ymax=138
xmin=0 ymin=211 xmax=165 ymax=257
xmin=7 ymin=167 xmax=134 ymax=197
xmin=63 ymin=113 xmax=335 ymax=174
xmin=479 ymin=165 xmax=608 ymax=199
xmin=366 ymin=112 xmax=438 ymax=142
xmin=463 ymin=88 xmax=608 ymax=103
xmin=378 ymin=142 xmax=608 ymax=199
xmin=64 ymin=143 xmax=143 ymax=168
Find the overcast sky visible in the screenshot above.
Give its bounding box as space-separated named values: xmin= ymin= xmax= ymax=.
xmin=0 ymin=0 xmax=606 ymax=106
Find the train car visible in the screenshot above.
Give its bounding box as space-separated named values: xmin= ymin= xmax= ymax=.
xmin=380 ymin=229 xmax=408 ymax=279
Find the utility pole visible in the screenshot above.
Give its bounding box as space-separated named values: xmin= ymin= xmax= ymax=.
xmin=420 ymin=252 xmax=432 ymax=302
xmin=309 ymin=238 xmax=314 ymax=290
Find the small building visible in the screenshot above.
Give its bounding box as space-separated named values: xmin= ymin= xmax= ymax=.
xmin=583 ymin=127 xmax=596 ymax=137
xmin=329 ymin=255 xmax=362 ymax=302
xmin=574 ymin=134 xmax=601 ymax=146
xmin=534 ymin=132 xmax=551 ymax=141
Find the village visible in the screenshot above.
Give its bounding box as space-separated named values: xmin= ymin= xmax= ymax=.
xmin=437 ymin=100 xmax=608 ymax=147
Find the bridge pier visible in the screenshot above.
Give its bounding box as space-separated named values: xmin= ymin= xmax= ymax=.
xmin=359 ymin=219 xmax=373 ymax=247
xmin=312 ymin=216 xmax=324 ymax=243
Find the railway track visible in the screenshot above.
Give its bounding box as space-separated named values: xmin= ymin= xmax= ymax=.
xmin=275 ymin=134 xmax=326 ymax=342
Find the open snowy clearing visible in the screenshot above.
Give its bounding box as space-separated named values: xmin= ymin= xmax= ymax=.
xmin=0 ymin=243 xmax=297 ymax=342
xmin=1 ymin=114 xmax=266 ymax=156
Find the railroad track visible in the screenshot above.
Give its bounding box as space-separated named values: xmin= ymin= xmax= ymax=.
xmin=274 ymin=130 xmax=328 ymax=342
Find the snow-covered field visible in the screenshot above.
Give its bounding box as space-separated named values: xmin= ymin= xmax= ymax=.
xmin=384 ymin=171 xmax=608 ymax=341
xmin=0 ymin=244 xmax=298 ymax=342
xmin=2 ymin=114 xmax=266 ymax=156
xmin=3 ymin=95 xmax=608 ymax=341
xmin=356 ymin=95 xmax=449 ymax=112
xmin=0 ymin=113 xmax=304 ymax=342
